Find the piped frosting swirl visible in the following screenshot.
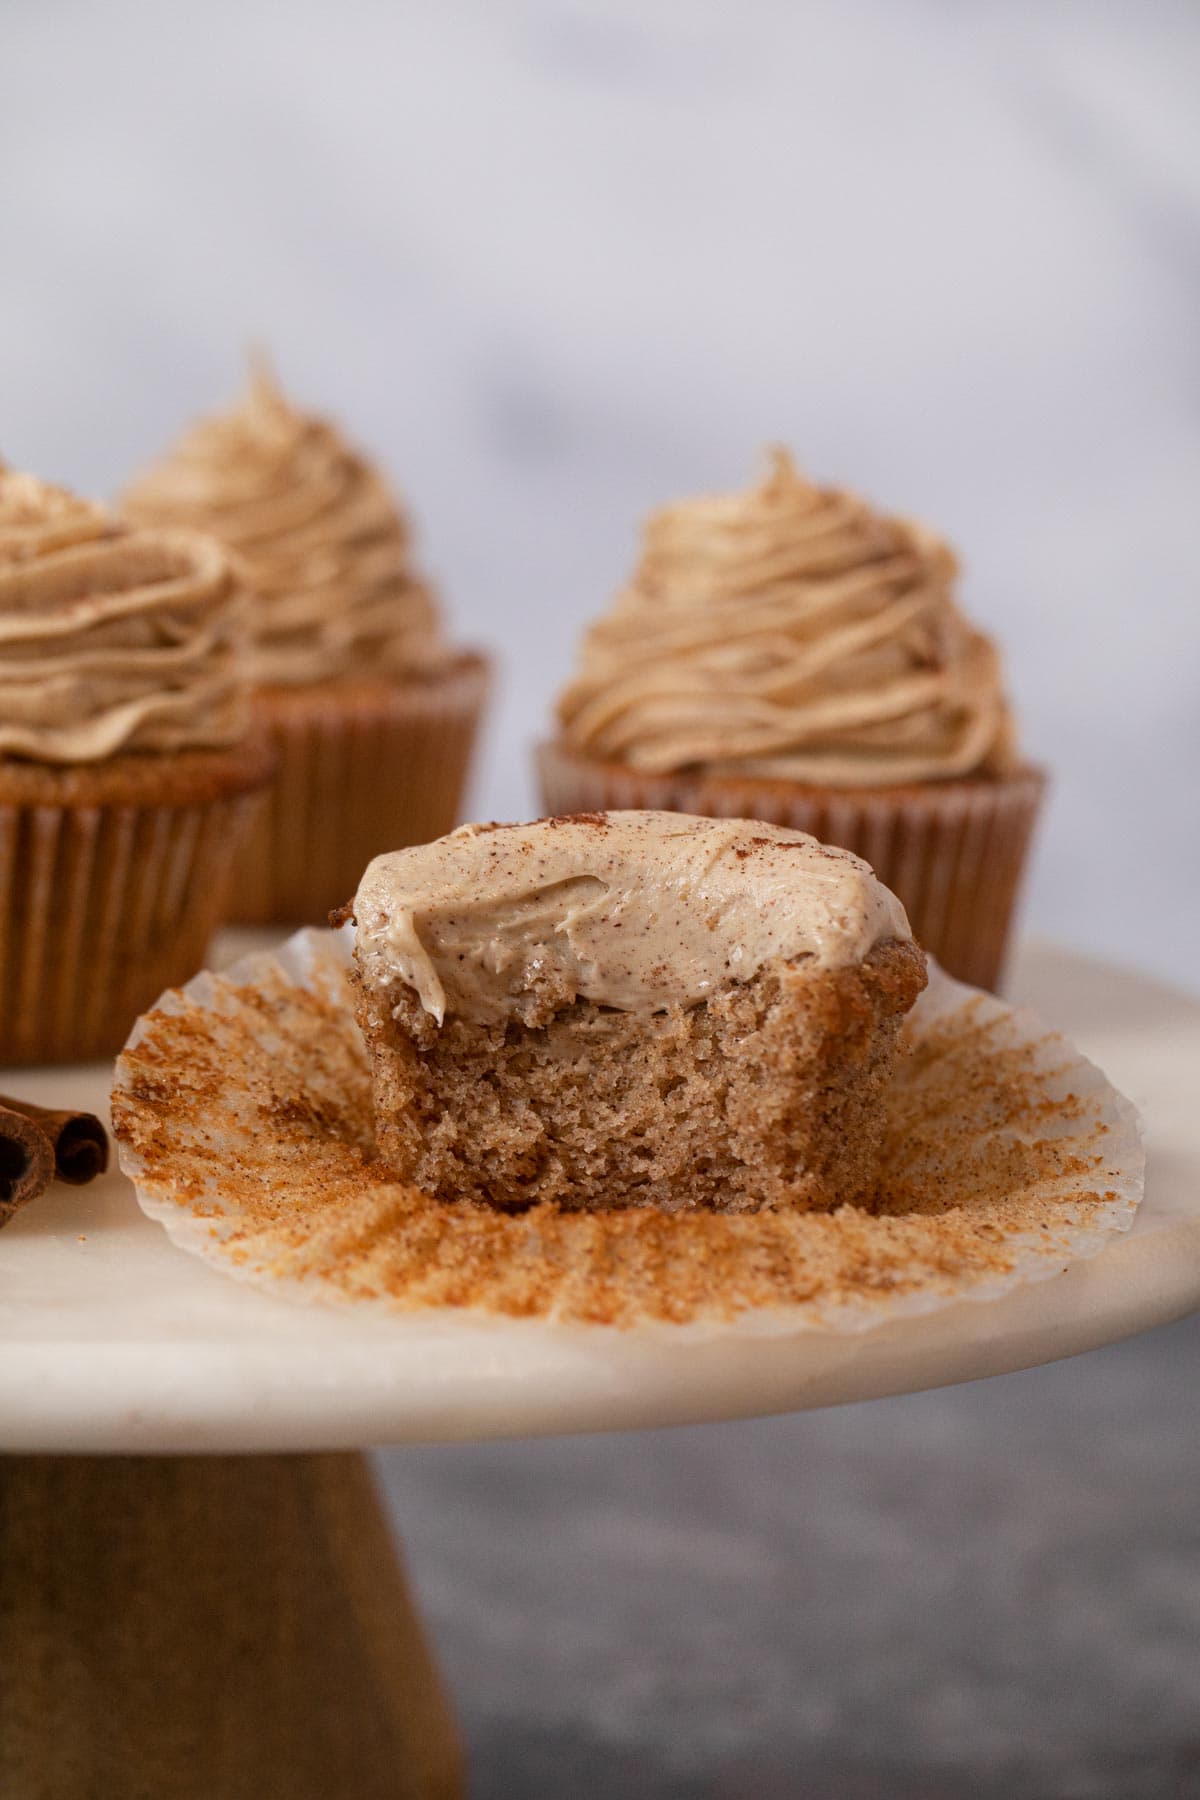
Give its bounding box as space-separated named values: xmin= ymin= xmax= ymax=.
xmin=557 ymin=450 xmax=1016 ymax=787
xmin=123 ymin=365 xmax=449 ymax=688
xmin=0 ymin=467 xmax=249 ymax=763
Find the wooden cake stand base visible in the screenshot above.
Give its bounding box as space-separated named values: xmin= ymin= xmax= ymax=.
xmin=0 ymin=1452 xmax=462 ymax=1800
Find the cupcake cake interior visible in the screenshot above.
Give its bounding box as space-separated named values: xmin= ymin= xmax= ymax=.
xmin=349 ymin=811 xmax=926 ymax=1215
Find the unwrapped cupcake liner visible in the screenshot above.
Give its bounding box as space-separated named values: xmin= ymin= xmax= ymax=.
xmin=112 ymin=927 xmax=1142 ymax=1336
xmin=230 ymin=653 xmax=490 ymax=926
xmin=0 ymin=784 xmax=265 ymax=1065
xmin=536 ymin=742 xmax=1046 ymax=992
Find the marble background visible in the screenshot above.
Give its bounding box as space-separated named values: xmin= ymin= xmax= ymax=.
xmin=4 ymin=0 xmax=1198 ymax=988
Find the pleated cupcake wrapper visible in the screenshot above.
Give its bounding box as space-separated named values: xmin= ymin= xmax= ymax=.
xmin=113 ymin=927 xmax=1143 ymax=1336
xmin=536 ymin=743 xmax=1046 ymax=993
xmin=0 ymin=786 xmax=264 ymax=1066
xmin=231 ymin=658 xmax=490 ymax=926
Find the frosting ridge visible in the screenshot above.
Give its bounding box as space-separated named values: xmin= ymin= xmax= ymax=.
xmin=352 ymin=809 xmax=912 ymax=1026
xmin=0 ymin=467 xmax=249 ymax=763
xmin=557 ymin=450 xmax=1015 ymax=787
xmin=123 ymin=364 xmax=449 ymax=688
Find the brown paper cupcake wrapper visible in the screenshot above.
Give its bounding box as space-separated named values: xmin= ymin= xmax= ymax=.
xmin=112 ymin=928 xmax=1142 ymax=1335
xmin=0 ymin=777 xmax=267 ymax=1066
xmin=230 ymin=653 xmax=490 ymax=927
xmin=536 ymin=742 xmax=1046 ymax=993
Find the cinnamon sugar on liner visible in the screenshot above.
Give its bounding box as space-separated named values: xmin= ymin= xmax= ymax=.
xmin=112 ymin=930 xmax=1141 ymax=1336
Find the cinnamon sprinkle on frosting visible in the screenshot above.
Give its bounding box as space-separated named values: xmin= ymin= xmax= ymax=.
xmin=352 ymin=811 xmax=912 ymax=1026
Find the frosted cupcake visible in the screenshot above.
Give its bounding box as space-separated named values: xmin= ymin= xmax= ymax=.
xmin=349 ymin=812 xmax=927 ymax=1214
xmin=124 ymin=365 xmax=488 ymax=924
xmin=0 ymin=466 xmax=271 ymax=1064
xmin=539 ymin=451 xmax=1044 ymax=990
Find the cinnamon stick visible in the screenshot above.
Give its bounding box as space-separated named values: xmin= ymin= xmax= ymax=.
xmin=0 ymin=1104 xmax=55 ymax=1228
xmin=0 ymin=1094 xmax=108 ymax=1186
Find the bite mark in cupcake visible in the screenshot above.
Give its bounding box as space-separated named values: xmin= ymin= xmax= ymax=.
xmin=350 ymin=810 xmax=926 ymax=1215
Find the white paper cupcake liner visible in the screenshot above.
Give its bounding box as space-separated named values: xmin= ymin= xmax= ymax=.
xmin=112 ymin=929 xmax=1143 ymax=1337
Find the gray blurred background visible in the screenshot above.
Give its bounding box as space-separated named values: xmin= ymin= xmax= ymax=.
xmin=5 ymin=6 xmax=1198 ymax=1796
xmin=4 ymin=0 xmax=1199 ymax=988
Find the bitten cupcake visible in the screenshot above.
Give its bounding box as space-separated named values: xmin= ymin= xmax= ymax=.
xmin=349 ymin=811 xmax=926 ymax=1215
xmin=0 ymin=465 xmax=272 ymax=1064
xmin=539 ymin=450 xmax=1044 ymax=990
xmin=124 ymin=364 xmax=489 ymax=925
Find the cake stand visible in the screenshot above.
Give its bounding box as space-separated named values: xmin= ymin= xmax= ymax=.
xmin=2 ymin=939 xmax=1197 ymax=1800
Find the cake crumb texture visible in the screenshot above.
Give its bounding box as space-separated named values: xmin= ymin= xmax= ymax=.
xmin=356 ymin=940 xmax=926 ymax=1214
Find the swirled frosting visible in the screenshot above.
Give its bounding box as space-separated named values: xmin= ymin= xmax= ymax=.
xmin=0 ymin=466 xmax=249 ymax=763
xmin=123 ymin=365 xmax=450 ymax=688
xmin=353 ymin=810 xmax=912 ymax=1026
xmin=557 ymin=450 xmax=1016 ymax=787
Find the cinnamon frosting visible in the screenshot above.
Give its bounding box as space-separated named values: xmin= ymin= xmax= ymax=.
xmin=123 ymin=365 xmax=450 ymax=688
xmin=352 ymin=810 xmax=912 ymax=1026
xmin=0 ymin=467 xmax=249 ymax=763
xmin=557 ymin=450 xmax=1016 ymax=787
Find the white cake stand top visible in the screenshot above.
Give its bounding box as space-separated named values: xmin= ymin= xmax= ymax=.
xmin=1 ymin=939 xmax=1196 ymax=1455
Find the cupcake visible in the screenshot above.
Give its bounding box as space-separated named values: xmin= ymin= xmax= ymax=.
xmin=124 ymin=363 xmax=489 ymax=925
xmin=0 ymin=465 xmax=272 ymax=1064
xmin=539 ymin=450 xmax=1044 ymax=991
xmin=347 ymin=811 xmax=927 ymax=1214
